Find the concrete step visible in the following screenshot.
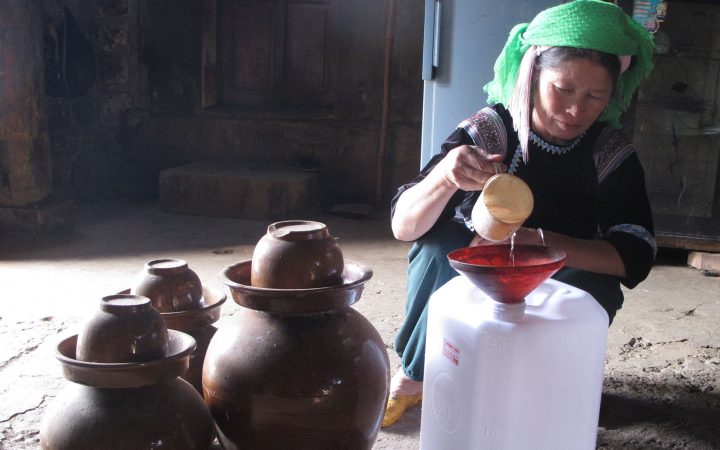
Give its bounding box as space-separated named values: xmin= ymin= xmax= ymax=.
xmin=159 ymin=161 xmax=319 ymax=219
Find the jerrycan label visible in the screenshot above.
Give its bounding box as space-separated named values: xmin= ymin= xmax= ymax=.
xmin=442 ymin=338 xmax=460 ymax=365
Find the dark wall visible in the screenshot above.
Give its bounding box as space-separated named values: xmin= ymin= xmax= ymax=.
xmin=45 ymin=0 xmax=424 ymax=208
xmin=137 ymin=0 xmax=200 ymax=112
xmin=43 ymin=0 xmax=136 ymax=201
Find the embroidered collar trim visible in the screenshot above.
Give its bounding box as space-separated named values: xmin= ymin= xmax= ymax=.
xmin=509 ymin=130 xmax=587 ymax=174
xmin=529 ymin=130 xmax=585 ymax=155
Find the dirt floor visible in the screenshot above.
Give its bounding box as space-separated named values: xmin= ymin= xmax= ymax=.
xmin=1 ymin=199 xmax=718 ymax=449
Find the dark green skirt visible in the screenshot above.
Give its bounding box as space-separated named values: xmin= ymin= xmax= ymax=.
xmin=392 ymin=220 xmax=623 ymax=381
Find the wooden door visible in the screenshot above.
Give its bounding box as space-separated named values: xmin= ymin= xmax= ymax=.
xmin=217 ymin=0 xmax=337 ymax=110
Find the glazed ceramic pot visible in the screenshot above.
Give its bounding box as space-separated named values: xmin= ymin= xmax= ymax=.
xmin=205 ymin=259 xmax=390 ymax=450
xmin=127 ymin=258 xmax=225 ymax=393
xmin=131 ymin=258 xmax=203 ymax=312
xmin=162 ymin=287 xmax=225 ymax=393
xmin=40 ymin=330 xmax=215 ymax=449
xmin=120 ymin=286 xmax=226 ymax=393
xmin=76 ymin=294 xmax=168 ymax=363
xmin=250 ymin=220 xmax=344 ymax=289
xmin=40 ymin=378 xmax=214 ymax=450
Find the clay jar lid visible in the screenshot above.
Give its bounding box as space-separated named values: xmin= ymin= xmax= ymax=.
xmin=251 ymin=220 xmax=344 ymax=289
xmin=222 ymin=259 xmax=373 ymax=314
xmin=118 ymin=286 xmax=227 ymax=332
xmin=131 ymin=259 xmax=204 ymax=312
xmin=76 ymin=294 xmax=169 ymax=363
xmin=56 ymin=330 xmax=196 ymax=388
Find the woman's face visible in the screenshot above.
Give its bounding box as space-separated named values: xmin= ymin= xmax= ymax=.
xmin=532 ymin=58 xmax=613 ymax=144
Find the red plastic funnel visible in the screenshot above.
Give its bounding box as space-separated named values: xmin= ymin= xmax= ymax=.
xmin=448 ymin=245 xmax=566 ymax=304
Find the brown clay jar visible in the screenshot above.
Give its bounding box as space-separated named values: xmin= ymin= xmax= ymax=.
xmin=205 ymin=259 xmax=390 ymax=450
xmin=172 ymin=320 xmax=218 ymax=393
xmin=76 ymin=294 xmax=168 ymax=363
xmin=41 ymin=310 xmax=214 ymax=449
xmin=131 ymin=258 xmax=203 ymax=312
xmin=250 ymin=220 xmax=344 ymax=289
xmin=124 ymin=259 xmax=226 ymax=394
xmin=40 ymin=378 xmax=214 ymax=449
xmin=131 ymin=286 xmax=227 ymax=394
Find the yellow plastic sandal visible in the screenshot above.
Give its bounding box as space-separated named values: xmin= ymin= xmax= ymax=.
xmin=381 ymin=394 xmax=422 ymax=428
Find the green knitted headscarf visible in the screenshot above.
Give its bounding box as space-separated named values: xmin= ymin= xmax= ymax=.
xmin=484 ymin=0 xmax=655 ymax=128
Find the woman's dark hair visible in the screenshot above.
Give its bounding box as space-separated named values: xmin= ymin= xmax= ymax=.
xmin=532 ymin=46 xmax=622 ymax=93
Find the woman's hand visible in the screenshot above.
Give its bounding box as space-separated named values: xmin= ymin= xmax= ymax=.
xmin=440 ymin=145 xmax=506 ymax=191
xmin=392 ymin=145 xmax=506 ymax=242
xmin=469 ymin=234 xmax=493 ymax=247
xmin=470 ymin=227 xmax=627 ymax=278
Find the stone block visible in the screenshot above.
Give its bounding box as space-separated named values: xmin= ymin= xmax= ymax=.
xmin=159 ymin=161 xmax=320 ymax=219
xmin=687 ymin=251 xmax=720 ymax=275
xmin=0 ymin=196 xmax=75 ymax=237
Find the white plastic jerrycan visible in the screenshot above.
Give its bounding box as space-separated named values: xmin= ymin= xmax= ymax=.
xmin=420 ymin=276 xmax=609 ymax=450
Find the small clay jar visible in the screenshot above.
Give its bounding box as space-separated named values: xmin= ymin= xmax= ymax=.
xmin=160 ymin=286 xmax=226 ymax=393
xmin=41 ymin=330 xmax=214 ymax=449
xmin=472 ymin=173 xmax=534 ymax=242
xmin=41 ymin=378 xmax=214 ymax=450
xmin=120 ymin=280 xmax=226 ymax=393
xmin=131 ymin=258 xmax=203 ymax=312
xmin=76 ymin=295 xmax=168 ymax=363
xmin=250 ymin=220 xmax=344 ymax=289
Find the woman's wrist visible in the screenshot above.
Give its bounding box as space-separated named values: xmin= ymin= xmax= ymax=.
xmin=437 ymin=158 xmax=459 ymax=190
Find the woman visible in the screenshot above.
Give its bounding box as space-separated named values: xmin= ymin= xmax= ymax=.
xmin=383 ymin=0 xmax=657 ymax=427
